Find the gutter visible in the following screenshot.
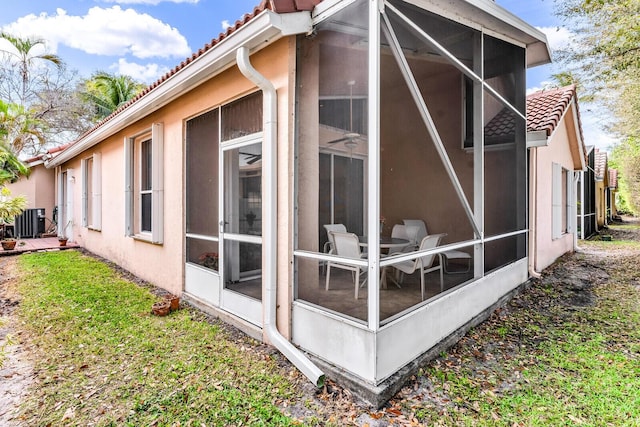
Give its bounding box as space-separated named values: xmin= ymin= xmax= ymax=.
xmin=236 ymin=46 xmax=325 ymax=388
xmin=45 ymin=10 xmax=312 ymax=169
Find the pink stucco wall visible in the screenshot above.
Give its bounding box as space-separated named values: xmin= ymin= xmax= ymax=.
xmin=56 ymin=38 xmax=293 ymax=339
xmin=6 ymin=163 xmax=56 ymax=225
xmin=530 ymin=105 xmax=580 ymax=272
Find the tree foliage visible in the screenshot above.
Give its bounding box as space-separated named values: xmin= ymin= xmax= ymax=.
xmin=81 ymin=72 xmax=146 ymax=121
xmin=0 ymin=99 xmax=46 ymax=155
xmin=556 ymin=0 xmax=640 ymax=212
xmin=0 ymin=32 xmax=62 ymax=105
xmin=0 ymin=141 xmax=29 ymax=185
xmin=0 ymin=32 xmax=93 ymax=155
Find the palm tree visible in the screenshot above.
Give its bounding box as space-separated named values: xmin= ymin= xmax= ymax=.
xmin=0 ymin=99 xmax=45 ymax=154
xmin=0 ymin=32 xmax=63 ymax=105
xmin=82 ymin=72 xmax=146 ymax=120
xmin=0 ymin=141 xmax=29 ymax=184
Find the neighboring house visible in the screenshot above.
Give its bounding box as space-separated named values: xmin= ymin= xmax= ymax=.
xmin=594 ymin=149 xmax=609 ymax=228
xmin=6 ymin=144 xmax=70 ymax=235
xmin=608 ymin=168 xmax=619 ymax=221
xmin=44 ymin=0 xmax=550 ymax=405
xmin=526 ymin=85 xmax=587 ymax=272
xmin=576 ymin=146 xmax=597 ymax=239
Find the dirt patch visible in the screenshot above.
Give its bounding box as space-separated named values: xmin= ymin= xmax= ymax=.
xmin=0 ymin=257 xmax=34 ymax=427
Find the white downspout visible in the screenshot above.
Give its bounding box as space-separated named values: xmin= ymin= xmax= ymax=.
xmin=236 ymin=46 xmax=325 ymax=387
xmin=528 ymin=148 xmax=541 ymax=278
xmin=573 ymin=172 xmax=580 ymax=250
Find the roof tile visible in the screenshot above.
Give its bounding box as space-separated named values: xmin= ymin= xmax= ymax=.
xmin=526 ymin=85 xmax=583 ymax=141
xmin=594 ymin=149 xmax=607 ymax=179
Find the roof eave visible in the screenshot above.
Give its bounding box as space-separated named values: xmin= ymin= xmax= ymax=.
xmin=526 ymin=130 xmax=548 ymax=148
xmin=47 ymin=9 xmax=313 ymax=168
xmin=398 ymin=0 xmax=551 ymax=68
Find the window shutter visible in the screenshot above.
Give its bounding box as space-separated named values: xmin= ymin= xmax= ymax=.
xmin=81 ymin=160 xmax=88 ymax=227
xmin=124 ymin=137 xmax=134 ymax=236
xmin=552 ymin=163 xmax=561 ymax=239
xmin=92 ymin=152 xmax=102 ymax=230
xmin=151 ymin=123 xmax=164 ymax=244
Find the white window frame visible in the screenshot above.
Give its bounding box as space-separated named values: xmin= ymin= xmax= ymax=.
xmin=552 ymin=162 xmax=571 ymax=239
xmin=81 ymin=153 xmax=102 ymax=230
xmin=124 ymin=123 xmax=164 ymax=243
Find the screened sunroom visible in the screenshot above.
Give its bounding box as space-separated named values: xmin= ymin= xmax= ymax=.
xmin=291 ymin=0 xmax=549 ymax=387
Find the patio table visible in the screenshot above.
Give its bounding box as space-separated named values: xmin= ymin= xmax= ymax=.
xmin=358 ymin=236 xmax=411 ymax=289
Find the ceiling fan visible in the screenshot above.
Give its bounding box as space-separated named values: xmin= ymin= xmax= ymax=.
xmin=239 ymin=151 xmax=261 ymax=165
xmin=327 ymin=80 xmax=361 ymax=149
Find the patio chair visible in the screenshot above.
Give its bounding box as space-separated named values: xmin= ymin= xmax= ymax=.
xmin=391 ymin=233 xmax=445 ymax=301
xmin=403 ymin=219 xmax=471 ymax=274
xmin=390 ymin=224 xmax=412 ymax=250
xmin=325 ymin=231 xmax=367 ymax=299
xmin=322 ymin=223 xmax=347 ymax=273
xmin=402 ymin=219 xmax=428 ymax=248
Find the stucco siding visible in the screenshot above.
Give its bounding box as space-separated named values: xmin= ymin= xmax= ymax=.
xmin=532 ymin=117 xmax=576 ymax=272
xmin=58 ymin=38 xmax=293 ymax=308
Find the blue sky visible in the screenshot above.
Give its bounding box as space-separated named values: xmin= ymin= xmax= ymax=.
xmin=0 ymin=0 xmax=613 ymax=149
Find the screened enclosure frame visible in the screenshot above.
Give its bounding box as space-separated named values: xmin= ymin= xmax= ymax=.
xmin=293 ymin=0 xmax=530 ymax=331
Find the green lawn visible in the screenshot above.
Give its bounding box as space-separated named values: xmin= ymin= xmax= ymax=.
xmin=15 ymin=251 xmax=300 ymax=426
xmin=10 ymin=232 xmax=640 ymax=426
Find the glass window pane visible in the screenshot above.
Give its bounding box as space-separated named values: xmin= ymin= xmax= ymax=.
xmin=141 ymin=139 xmax=152 ymax=191
xmin=224 ymin=241 xmax=262 ymax=301
xmin=224 ymin=143 xmax=262 ymax=236
xmin=186 ymin=109 xmax=219 ymax=236
xmin=221 ymin=92 xmax=263 ymax=141
xmin=187 ymin=238 xmax=219 ymax=272
xmin=141 ymin=193 xmax=152 ymax=232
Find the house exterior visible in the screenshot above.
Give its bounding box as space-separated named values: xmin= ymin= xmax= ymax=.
xmin=526 ymin=85 xmax=587 ymax=272
xmin=594 ymin=149 xmax=609 ymax=228
xmin=5 ymin=144 xmax=70 ymax=235
xmin=576 ymin=146 xmax=597 ymax=239
xmin=45 ymin=0 xmax=550 ymax=405
xmin=608 ymin=168 xmax=618 ymax=221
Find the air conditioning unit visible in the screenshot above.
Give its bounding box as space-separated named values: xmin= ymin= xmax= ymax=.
xmin=15 ymin=208 xmax=46 ymax=238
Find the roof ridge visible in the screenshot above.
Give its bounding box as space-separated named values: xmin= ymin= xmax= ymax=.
xmin=66 ymin=0 xmax=322 ymax=148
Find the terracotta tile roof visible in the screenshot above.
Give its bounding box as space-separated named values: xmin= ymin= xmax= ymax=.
xmin=479 ymin=84 xmax=586 ymax=144
xmin=25 ymin=143 xmax=72 ymax=164
xmin=66 ymin=0 xmax=322 ymax=149
xmin=609 ymin=168 xmax=618 ymax=188
xmin=594 ymin=149 xmax=607 ymax=180
xmin=526 ymin=85 xmax=583 ymax=140
xmin=484 ymin=107 xmax=516 ymax=142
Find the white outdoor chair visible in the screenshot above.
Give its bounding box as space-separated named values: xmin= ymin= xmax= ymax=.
xmin=403 ymin=219 xmax=471 ymax=274
xmin=391 ymin=233 xmax=445 ymax=301
xmin=322 ymin=223 xmax=347 ymax=273
xmin=390 ymin=224 xmax=414 ymax=254
xmin=402 ymin=219 xmax=428 ymax=248
xmin=325 ymin=231 xmax=367 ymax=299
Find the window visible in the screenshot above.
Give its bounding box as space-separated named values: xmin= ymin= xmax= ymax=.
xmin=125 ymin=123 xmax=164 ymax=243
xmin=81 ymin=153 xmax=102 ymax=230
xmin=552 ymin=162 xmax=572 ymax=239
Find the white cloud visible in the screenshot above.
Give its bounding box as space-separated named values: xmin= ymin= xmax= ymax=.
xmin=526 ymin=81 xmax=556 ymax=95
xmin=1 ymin=6 xmax=191 ymax=59
xmin=581 ymin=110 xmax=620 ymax=151
xmin=101 ymin=0 xmax=198 ymax=4
xmin=111 ymin=58 xmax=169 ymax=83
xmin=221 ymin=20 xmax=232 ymax=30
xmin=536 ymin=26 xmax=574 ymax=52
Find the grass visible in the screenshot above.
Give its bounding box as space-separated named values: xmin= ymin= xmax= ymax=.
xmin=14 ymin=251 xmax=300 ymax=426
xmin=8 ymin=223 xmax=640 ymax=426
xmin=402 ymin=233 xmax=640 ymax=427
